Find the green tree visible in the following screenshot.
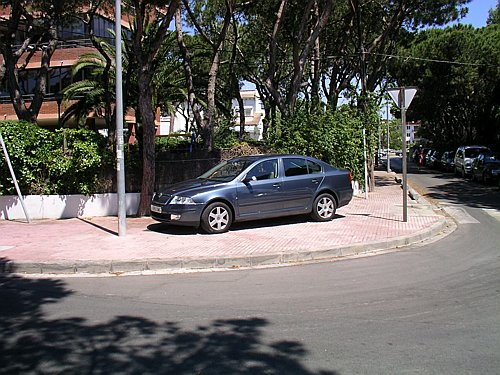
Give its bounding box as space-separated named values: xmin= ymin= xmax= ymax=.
xmin=126 ymin=0 xmax=180 ymax=216
xmin=390 ymin=25 xmax=500 ymax=149
xmin=0 ymin=0 xmax=86 ymax=122
xmin=175 ymin=0 xmax=245 ymax=151
xmin=268 ymin=102 xmax=379 ymax=186
xmin=62 ymin=38 xmax=119 ymax=130
xmin=488 ymin=0 xmax=500 ymax=25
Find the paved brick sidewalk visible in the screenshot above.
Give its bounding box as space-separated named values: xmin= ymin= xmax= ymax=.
xmin=0 ymin=171 xmax=448 ymax=275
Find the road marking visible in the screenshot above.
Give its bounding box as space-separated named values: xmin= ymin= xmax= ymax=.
xmin=482 ymin=209 xmax=500 ymax=222
xmin=0 ymin=246 xmax=14 ymax=251
xmin=441 ymin=205 xmax=480 ymax=224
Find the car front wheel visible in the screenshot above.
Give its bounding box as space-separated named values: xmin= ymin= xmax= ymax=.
xmin=311 ymin=193 xmax=337 ymax=222
xmin=201 ymin=202 xmax=233 ymax=234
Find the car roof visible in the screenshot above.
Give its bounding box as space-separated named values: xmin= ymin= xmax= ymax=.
xmin=230 ymin=154 xmax=318 ymax=161
xmin=459 ymin=145 xmax=490 ymax=149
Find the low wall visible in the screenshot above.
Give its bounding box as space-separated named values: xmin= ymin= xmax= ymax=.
xmin=0 ymin=193 xmax=140 ymax=220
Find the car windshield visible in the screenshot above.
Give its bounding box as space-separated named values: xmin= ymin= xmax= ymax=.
xmin=465 ymin=148 xmax=489 ymax=158
xmin=199 ymin=158 xmax=255 ymax=182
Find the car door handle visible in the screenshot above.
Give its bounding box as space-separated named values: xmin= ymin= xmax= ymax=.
xmin=272 ymin=183 xmax=281 ymax=188
xmin=311 ymin=179 xmax=319 ymax=184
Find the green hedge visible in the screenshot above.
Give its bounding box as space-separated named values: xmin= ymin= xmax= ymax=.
xmin=268 ymin=104 xmax=378 ymax=184
xmin=0 ymin=121 xmax=113 ymax=195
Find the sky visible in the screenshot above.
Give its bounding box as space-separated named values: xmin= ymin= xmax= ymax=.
xmin=452 ymin=0 xmax=497 ymax=27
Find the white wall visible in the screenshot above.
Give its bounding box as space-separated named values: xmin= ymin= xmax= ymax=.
xmin=0 ymin=193 xmax=140 ymax=220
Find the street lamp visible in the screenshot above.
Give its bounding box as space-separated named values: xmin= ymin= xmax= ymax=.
xmin=55 ymin=92 xmax=63 ymax=128
xmin=54 ymin=92 xmax=66 ymax=151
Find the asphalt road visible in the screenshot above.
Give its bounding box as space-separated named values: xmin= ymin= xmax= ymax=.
xmin=1 ymin=160 xmax=499 ymax=374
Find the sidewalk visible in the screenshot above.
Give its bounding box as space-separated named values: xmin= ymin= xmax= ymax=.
xmin=0 ymin=171 xmax=450 ymax=276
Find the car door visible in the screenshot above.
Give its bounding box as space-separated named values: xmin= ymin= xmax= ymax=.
xmin=236 ymin=159 xmax=283 ymax=219
xmin=281 ymin=157 xmax=323 ymax=212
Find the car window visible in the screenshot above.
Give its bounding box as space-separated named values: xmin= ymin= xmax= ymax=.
xmin=246 ymin=159 xmax=279 ymax=181
xmin=465 ymin=148 xmax=489 ymax=158
xmin=200 ymin=159 xmax=254 ymax=182
xmin=307 ymin=160 xmax=322 ymax=174
xmin=284 ymin=158 xmax=309 ymax=177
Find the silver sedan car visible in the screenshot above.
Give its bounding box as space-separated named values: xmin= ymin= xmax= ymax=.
xmin=151 ymin=154 xmax=353 ymax=233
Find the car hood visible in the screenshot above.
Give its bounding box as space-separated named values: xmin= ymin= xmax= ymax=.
xmin=158 ymin=178 xmax=229 ymax=197
xmin=485 ymin=160 xmax=500 ymax=167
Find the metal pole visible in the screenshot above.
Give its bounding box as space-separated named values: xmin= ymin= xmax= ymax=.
xmin=401 ymin=88 xmax=408 ymax=222
xmin=115 ymin=1 xmax=126 ymax=236
xmin=0 ymin=132 xmax=31 ymax=223
xmin=386 ymin=102 xmax=390 ymax=172
xmin=363 ymin=128 xmax=368 ymax=199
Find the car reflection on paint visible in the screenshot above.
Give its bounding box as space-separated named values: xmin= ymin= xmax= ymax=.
xmin=151 ymin=154 xmax=354 ymax=234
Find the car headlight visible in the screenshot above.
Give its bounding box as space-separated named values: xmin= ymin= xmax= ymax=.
xmin=169 ymin=195 xmax=196 ymax=205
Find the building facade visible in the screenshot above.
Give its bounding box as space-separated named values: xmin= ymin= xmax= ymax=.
xmin=0 ymin=6 xmax=138 ymax=131
xmin=157 ymin=89 xmax=265 ymax=141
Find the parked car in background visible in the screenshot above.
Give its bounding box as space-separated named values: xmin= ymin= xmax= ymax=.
xmin=471 ymin=152 xmax=500 ymax=184
xmin=428 ymin=150 xmax=443 ymax=169
xmin=454 ymin=145 xmax=491 ymax=178
xmin=151 ymin=154 xmax=353 ymax=233
xmin=440 ymin=151 xmax=456 ymax=172
xmin=424 ymin=148 xmax=435 ymax=167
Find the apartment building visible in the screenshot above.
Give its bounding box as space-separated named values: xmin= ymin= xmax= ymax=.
xmin=231 ymin=89 xmax=265 ymax=141
xmin=0 ymin=6 xmax=138 ymax=131
xmin=157 ymin=89 xmax=265 ymax=141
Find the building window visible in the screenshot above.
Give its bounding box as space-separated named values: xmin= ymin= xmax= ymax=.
xmin=49 ymin=67 xmax=81 ymax=94
xmin=92 ymin=17 xmax=116 ymax=40
xmin=58 ymin=20 xmax=86 ymax=40
xmin=18 ymin=70 xmax=39 ymax=95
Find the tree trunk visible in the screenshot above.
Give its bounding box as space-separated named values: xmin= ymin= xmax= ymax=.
xmin=175 ymin=8 xmax=204 ymax=135
xmin=136 ymin=76 xmax=156 ymax=216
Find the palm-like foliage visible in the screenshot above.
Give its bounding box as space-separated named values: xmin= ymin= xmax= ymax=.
xmin=61 ymin=40 xmax=118 ymax=129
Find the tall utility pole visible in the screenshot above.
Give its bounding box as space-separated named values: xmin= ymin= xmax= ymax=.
xmin=115 ymin=1 xmax=126 ymax=236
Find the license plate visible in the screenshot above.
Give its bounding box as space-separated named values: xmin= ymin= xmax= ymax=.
xmin=150 ymin=204 xmax=162 ymax=213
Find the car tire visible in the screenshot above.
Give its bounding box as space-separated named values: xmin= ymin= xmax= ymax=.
xmin=461 ymin=167 xmax=466 ymax=179
xmin=201 ymin=202 xmax=233 ymax=234
xmin=311 ymin=193 xmax=337 ymax=222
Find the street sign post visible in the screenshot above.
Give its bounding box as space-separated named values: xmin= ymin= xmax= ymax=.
xmin=387 ymin=86 xmax=417 ymax=222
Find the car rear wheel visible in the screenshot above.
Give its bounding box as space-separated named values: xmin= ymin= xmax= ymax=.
xmin=311 ymin=193 xmax=336 ymax=222
xmin=201 ymin=202 xmax=233 ymax=234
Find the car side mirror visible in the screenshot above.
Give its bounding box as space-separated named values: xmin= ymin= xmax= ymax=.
xmin=242 ymin=175 xmax=257 ymax=183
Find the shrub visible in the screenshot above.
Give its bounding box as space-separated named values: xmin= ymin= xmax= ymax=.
xmin=268 ymin=104 xmax=368 ymax=184
xmin=0 ymin=121 xmax=112 ymax=195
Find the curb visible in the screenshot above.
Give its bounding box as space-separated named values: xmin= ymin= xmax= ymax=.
xmin=5 ymin=215 xmax=451 ymax=277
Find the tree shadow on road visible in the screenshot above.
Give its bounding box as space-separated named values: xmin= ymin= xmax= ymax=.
xmin=0 ymin=258 xmax=337 ymax=374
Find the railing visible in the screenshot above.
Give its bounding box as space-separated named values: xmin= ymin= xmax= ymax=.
xmin=13 ymin=38 xmax=95 ymax=51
